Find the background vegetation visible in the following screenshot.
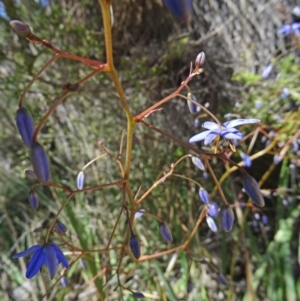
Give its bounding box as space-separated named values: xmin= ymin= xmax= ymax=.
xmin=0 ymin=0 xmax=299 ymax=300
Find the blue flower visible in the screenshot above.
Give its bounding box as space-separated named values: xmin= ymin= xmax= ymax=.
xmin=189 ymin=119 xmax=260 ymax=145
xmin=278 ymin=23 xmax=300 ymax=35
xmin=13 ymin=243 xmax=68 ymax=279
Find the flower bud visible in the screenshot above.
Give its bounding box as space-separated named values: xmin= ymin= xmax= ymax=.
xmin=135 ymin=209 xmax=146 ymax=219
xmin=25 ymin=170 xmax=37 ymax=180
xmin=199 ymin=188 xmax=210 ymax=204
xmin=217 ymin=273 xmax=228 ymax=285
xmin=33 ymin=227 xmax=44 ymax=232
xmin=10 ymin=20 xmax=32 ymax=37
xmin=28 ymin=191 xmax=39 ymax=209
xmin=191 ymin=156 xmax=205 ymax=170
xmin=163 ymin=0 xmax=193 ymax=21
xmin=30 ymin=142 xmax=51 ymax=183
xmin=206 ymin=216 xmax=217 ymax=232
xmin=76 ymin=171 xmax=85 ymax=190
xmin=80 ymin=259 xmax=87 ymax=269
xmin=129 ymin=234 xmax=141 ymax=259
xmin=16 ymin=107 xmax=35 ymax=147
xmin=243 ymin=175 xmax=265 ymax=207
xmin=195 ymin=52 xmax=205 ymax=68
xmin=187 ymin=279 xmax=193 ymax=293
xmin=55 ymin=221 xmax=68 ymax=235
xmin=159 ymin=221 xmax=173 ymax=242
xmin=60 ymin=277 xmax=69 ymax=287
xmin=187 ymin=92 xmax=201 ymax=114
xmin=221 ymin=204 xmax=234 ymax=232
xmin=132 ymin=292 xmax=145 ymax=299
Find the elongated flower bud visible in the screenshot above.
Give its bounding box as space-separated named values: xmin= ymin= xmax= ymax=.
xmin=243 ymin=175 xmax=265 ymax=207
xmin=221 ymin=204 xmax=234 ymax=232
xmin=132 ymin=292 xmax=145 ymax=299
xmin=25 ymin=170 xmax=37 ymax=180
xmin=55 ymin=221 xmax=67 ymax=234
xmin=217 ymin=273 xmax=228 ymax=285
xmin=159 ymin=221 xmax=173 ymax=242
xmin=163 ymin=0 xmax=193 ymax=21
xmin=129 ymin=234 xmax=141 ymax=259
xmin=191 ymin=156 xmax=205 ymax=170
xmin=187 ymin=92 xmax=200 ymax=114
xmin=135 ymin=209 xmax=146 ymax=219
xmin=33 ymin=227 xmax=44 ymax=232
xmin=195 ymin=52 xmax=205 ymax=68
xmin=76 ymin=171 xmax=85 ymax=190
xmin=206 ymin=216 xmax=217 ymax=232
xmin=28 ymin=191 xmax=39 ymax=209
xmin=10 ymin=20 xmax=32 ymax=37
xmin=16 ymin=107 xmax=35 ymax=147
xmin=60 ymin=277 xmax=69 ymax=287
xmin=199 ymin=188 xmax=210 ymax=204
xmin=30 ymin=142 xmax=51 ymax=183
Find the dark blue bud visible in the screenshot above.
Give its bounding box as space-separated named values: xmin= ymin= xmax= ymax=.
xmin=60 ymin=276 xmax=69 ymax=287
xmin=206 ymin=216 xmax=217 ymax=232
xmin=16 ymin=107 xmax=35 ymax=147
xmin=132 ymin=292 xmax=145 ymax=299
xmin=25 ymin=170 xmax=37 ymax=180
xmin=199 ymin=188 xmax=210 ymax=204
xmin=221 ymin=205 xmax=234 ymax=232
xmin=207 ymin=202 xmax=219 ymax=217
xmin=129 ymin=234 xmax=141 ymax=259
xmin=33 ymin=227 xmax=44 ymax=232
xmin=76 ymin=171 xmax=85 ymax=190
xmin=163 ymin=0 xmax=193 ymax=21
xmin=55 ymin=221 xmax=67 ymax=234
xmin=217 ymin=273 xmax=228 ymax=285
xmin=187 ymin=92 xmax=200 ymax=114
xmin=30 ymin=142 xmax=51 ymax=183
xmin=159 ymin=222 xmax=173 ymax=242
xmin=243 ymin=175 xmax=265 ymax=207
xmin=191 ymin=156 xmax=205 ymax=170
xmin=10 ymin=20 xmax=32 ymax=37
xmin=28 ymin=191 xmax=39 ymax=209
xmin=187 ymin=280 xmax=193 ymax=293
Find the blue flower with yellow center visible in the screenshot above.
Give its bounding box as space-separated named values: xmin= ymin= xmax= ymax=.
xmin=189 ymin=119 xmax=260 ymax=146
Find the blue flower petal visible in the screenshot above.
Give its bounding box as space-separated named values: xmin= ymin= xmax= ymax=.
xmin=202 ymin=121 xmax=219 ymax=130
xmin=204 ymin=132 xmax=219 ymax=145
xmin=13 ymin=245 xmax=42 ymax=259
xmin=50 ymin=244 xmax=69 ymax=269
xmin=223 ymin=118 xmax=260 ymax=128
xmin=189 ymin=130 xmax=212 ymax=143
xmin=44 ymin=244 xmax=59 ymax=279
xmin=222 ymin=130 xmax=243 ymax=140
xmin=26 ymin=248 xmax=45 ymax=279
xmin=206 ymin=216 xmax=217 ymax=232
